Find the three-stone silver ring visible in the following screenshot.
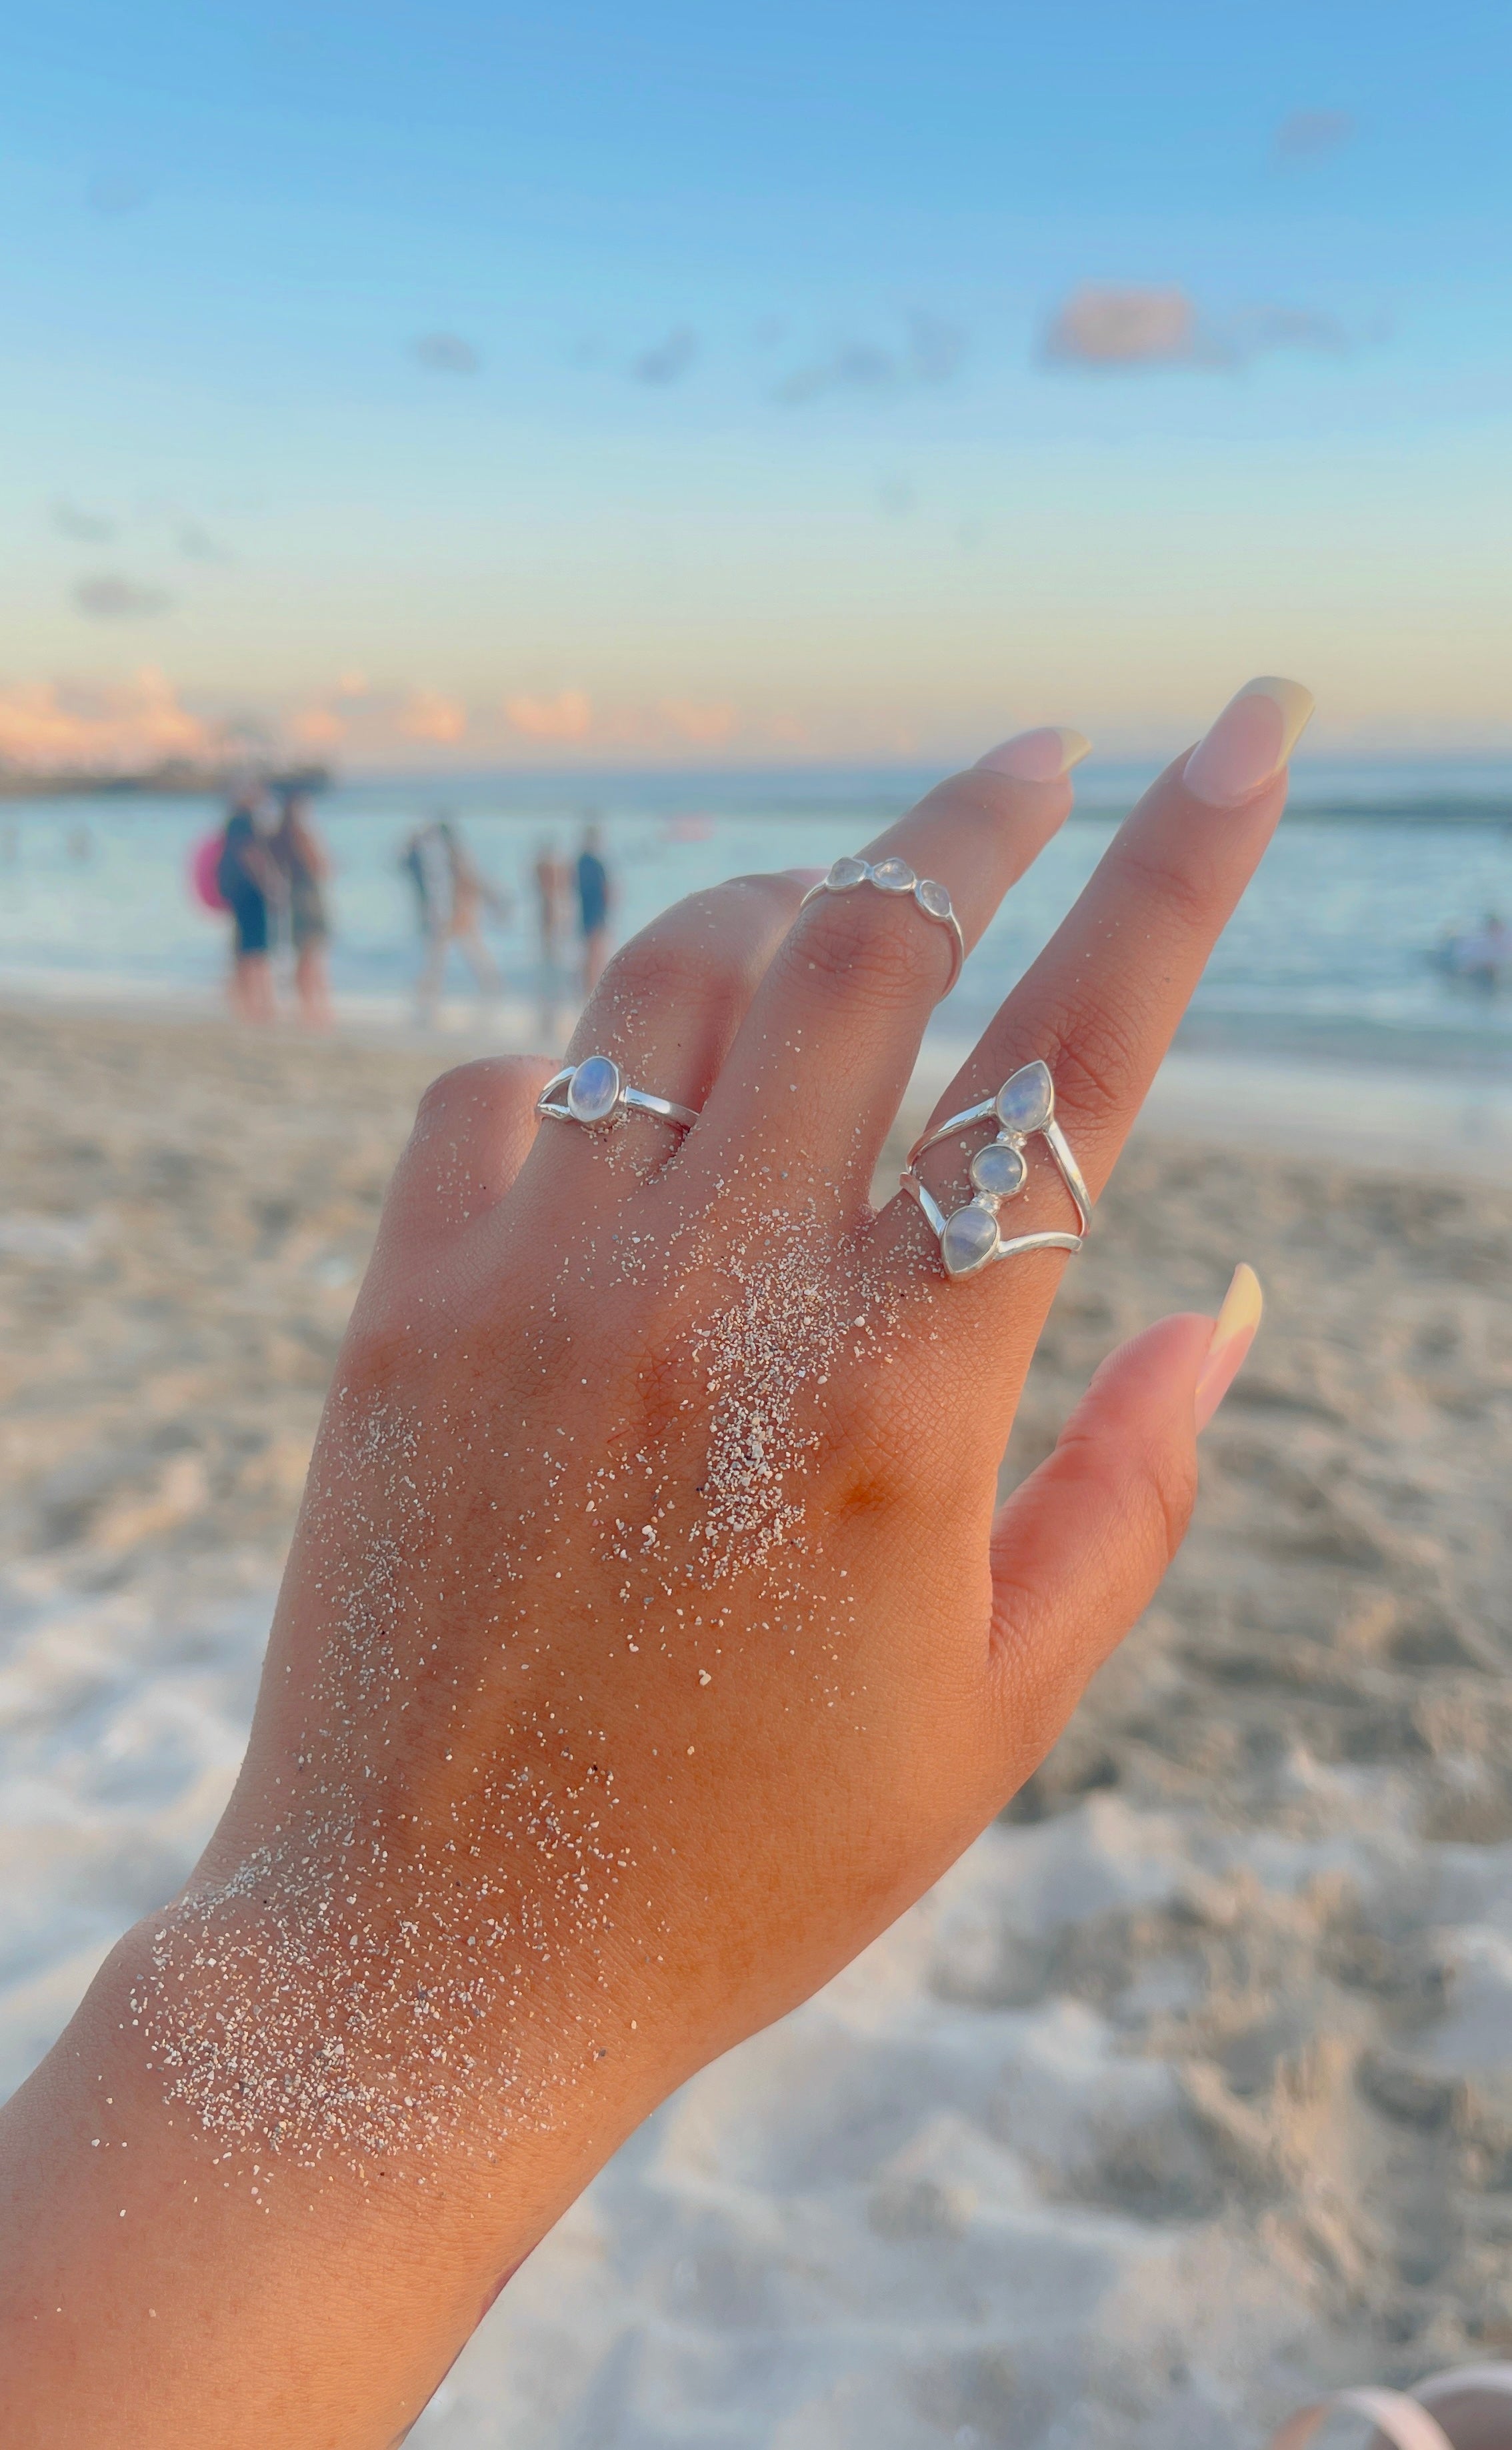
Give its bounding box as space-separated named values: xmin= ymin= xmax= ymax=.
xmin=900 ymin=1060 xmax=1092 ymax=1280
xmin=801 ymin=856 xmax=966 ymax=998
xmin=537 ymin=1055 xmax=699 ymax=1134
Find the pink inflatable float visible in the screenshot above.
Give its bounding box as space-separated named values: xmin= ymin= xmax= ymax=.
xmin=189 ymin=832 xmax=227 ymax=912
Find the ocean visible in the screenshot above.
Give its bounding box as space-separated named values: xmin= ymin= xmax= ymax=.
xmin=3 ymin=756 xmax=1512 ymax=1071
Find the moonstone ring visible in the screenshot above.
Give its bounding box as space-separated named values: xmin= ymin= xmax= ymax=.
xmin=800 ymin=856 xmax=965 ymax=997
xmin=900 ymin=1060 xmax=1092 ymax=1280
xmin=536 ymin=1056 xmax=699 ymax=1134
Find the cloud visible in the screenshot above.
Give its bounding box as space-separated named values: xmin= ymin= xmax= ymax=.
xmin=505 ymin=689 xmax=593 ymax=742
xmin=177 ymin=519 xmax=235 ymax=565
xmin=1043 ymin=285 xmax=1216 ymax=369
xmin=659 ymin=698 xmax=735 ymax=746
xmin=51 ymin=499 xmax=116 ymax=543
xmin=775 ymin=310 xmax=966 ymax=405
xmin=73 ymin=574 xmax=174 ymax=620
xmin=289 ymin=704 xmax=347 ymax=750
xmin=631 ymin=327 xmax=699 ymax=385
xmin=87 ymin=171 xmax=151 ymax=215
xmin=1043 ymin=283 xmax=1359 ymax=372
xmin=399 ymin=688 xmax=467 ymax=743
xmin=1273 ymin=109 xmax=1355 ymax=165
xmin=0 ymin=669 xmax=217 ymax=774
xmin=409 ymin=332 xmax=482 ymax=375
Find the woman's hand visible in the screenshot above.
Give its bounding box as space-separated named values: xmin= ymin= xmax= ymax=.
xmin=0 ymin=681 xmax=1306 ymax=2448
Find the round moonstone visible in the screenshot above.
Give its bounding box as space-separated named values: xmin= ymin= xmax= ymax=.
xmin=971 ymin=1140 xmax=1027 ymax=1199
xmin=567 ymin=1054 xmax=621 ymax=1124
xmin=940 ymin=1200 xmax=1001 ymax=1278
xmin=826 ymin=856 xmax=868 ymax=892
xmin=915 ymin=876 xmax=952 ymax=919
xmin=871 ymin=856 xmax=916 ymax=893
xmin=995 ymin=1060 xmax=1053 ymax=1136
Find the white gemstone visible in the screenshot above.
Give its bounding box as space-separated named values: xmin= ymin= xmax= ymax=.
xmin=940 ymin=1200 xmax=1000 ymax=1278
xmin=915 ymin=876 xmax=952 ymax=919
xmin=971 ymin=1140 xmax=1027 ymax=1199
xmin=995 ymin=1060 xmax=1053 ymax=1136
xmin=567 ymin=1054 xmax=621 ymax=1124
xmin=826 ymin=856 xmax=868 ymax=892
xmin=871 ymin=856 xmax=916 ymax=893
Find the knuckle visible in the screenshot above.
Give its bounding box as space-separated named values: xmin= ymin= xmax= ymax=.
xmin=1033 ymin=998 xmax=1147 ymax=1128
xmin=1146 ymin=1439 xmax=1199 ymax=1562
xmin=599 ymin=925 xmax=731 ymax=1015
xmin=792 ymin=894 xmax=941 ymax=1012
xmin=1113 ymin=838 xmax=1214 ymax=938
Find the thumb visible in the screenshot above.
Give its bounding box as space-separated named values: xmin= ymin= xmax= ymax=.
xmin=985 ymin=1267 xmax=1262 ymax=1790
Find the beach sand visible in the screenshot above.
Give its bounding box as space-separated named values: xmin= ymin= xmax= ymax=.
xmin=3 ymin=1002 xmax=1511 ymax=2446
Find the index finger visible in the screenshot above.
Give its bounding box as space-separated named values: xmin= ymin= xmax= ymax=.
xmin=876 ymin=676 xmax=1314 ymax=1392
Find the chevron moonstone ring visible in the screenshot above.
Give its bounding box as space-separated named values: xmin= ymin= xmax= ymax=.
xmin=900 ymin=1060 xmax=1092 ymax=1280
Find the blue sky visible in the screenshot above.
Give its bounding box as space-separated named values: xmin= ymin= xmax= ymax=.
xmin=3 ymin=0 xmax=1510 ymax=767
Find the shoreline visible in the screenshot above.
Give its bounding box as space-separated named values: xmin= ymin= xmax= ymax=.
xmin=7 ymin=974 xmax=1511 ymax=1186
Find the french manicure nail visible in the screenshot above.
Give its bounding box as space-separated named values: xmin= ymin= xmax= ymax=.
xmin=1183 ymin=676 xmax=1314 ymax=809
xmin=1195 ymin=1262 xmax=1263 ymax=1432
xmin=975 ymin=726 xmax=1092 ymax=784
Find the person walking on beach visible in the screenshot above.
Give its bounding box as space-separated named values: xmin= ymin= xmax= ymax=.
xmin=215 ymin=791 xmax=278 ymax=1025
xmin=575 ymin=816 xmax=611 ymax=992
xmin=413 ymin=817 xmax=508 ymax=1021
xmin=533 ymin=837 xmax=569 ymax=968
xmin=269 ymin=790 xmax=333 ymax=1029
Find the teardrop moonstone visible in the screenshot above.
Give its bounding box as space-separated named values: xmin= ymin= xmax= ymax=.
xmin=995 ymin=1061 xmax=1053 ymax=1136
xmin=940 ymin=1200 xmax=1001 ymax=1278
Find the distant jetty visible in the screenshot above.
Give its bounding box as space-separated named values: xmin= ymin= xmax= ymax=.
xmin=0 ymin=760 xmax=334 ymax=802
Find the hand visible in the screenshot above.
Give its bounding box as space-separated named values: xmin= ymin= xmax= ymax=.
xmin=0 ymin=680 xmax=1305 ymax=2448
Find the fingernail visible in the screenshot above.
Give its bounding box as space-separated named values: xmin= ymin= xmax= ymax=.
xmin=1195 ymin=1262 xmax=1263 ymax=1432
xmin=975 ymin=725 xmax=1092 ymax=783
xmin=1183 ymin=677 xmax=1314 ymax=809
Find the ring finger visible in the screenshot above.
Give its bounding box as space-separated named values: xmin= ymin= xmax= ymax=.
xmin=517 ymin=870 xmax=811 ymax=1198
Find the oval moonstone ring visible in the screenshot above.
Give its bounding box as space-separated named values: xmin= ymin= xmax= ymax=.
xmin=899 ymin=1060 xmax=1093 ymax=1282
xmin=536 ymin=1058 xmax=701 ymax=1136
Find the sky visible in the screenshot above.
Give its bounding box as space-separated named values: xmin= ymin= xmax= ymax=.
xmin=3 ymin=0 xmax=1511 ymax=771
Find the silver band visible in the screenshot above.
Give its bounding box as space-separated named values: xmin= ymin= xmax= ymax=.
xmin=537 ymin=1055 xmax=699 ymax=1134
xmin=901 ymin=1060 xmax=1091 ymax=1280
xmin=800 ymin=856 xmax=965 ymax=998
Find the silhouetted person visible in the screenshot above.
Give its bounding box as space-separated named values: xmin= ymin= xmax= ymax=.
xmin=216 ymin=794 xmax=278 ymax=1024
xmin=270 ymin=790 xmax=333 ymax=1028
xmin=576 ymin=819 xmax=611 ymax=994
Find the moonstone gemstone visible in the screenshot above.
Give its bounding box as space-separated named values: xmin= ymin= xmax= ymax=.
xmin=826 ymin=856 xmax=868 ymax=892
xmin=995 ymin=1060 xmax=1053 ymax=1136
xmin=567 ymin=1054 xmax=621 ymax=1124
xmin=940 ymin=1199 xmax=1000 ymax=1277
xmin=914 ymin=876 xmax=952 ymax=919
xmin=970 ymin=1139 xmax=1028 ymax=1199
xmin=871 ymin=856 xmax=916 ymax=893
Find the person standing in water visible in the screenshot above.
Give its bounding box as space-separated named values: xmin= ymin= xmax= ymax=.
xmin=269 ymin=790 xmax=333 ymax=1028
xmin=413 ymin=817 xmax=508 ymax=1021
xmin=575 ymin=817 xmax=611 ymax=994
xmin=215 ymin=792 xmax=278 ymax=1024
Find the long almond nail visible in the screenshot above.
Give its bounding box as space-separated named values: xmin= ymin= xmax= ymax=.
xmin=1195 ymin=1262 xmax=1263 ymax=1432
xmin=975 ymin=726 xmax=1092 ymax=783
xmin=1183 ymin=678 xmax=1314 ymax=809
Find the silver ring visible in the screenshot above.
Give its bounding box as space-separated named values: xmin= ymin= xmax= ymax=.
xmin=800 ymin=856 xmax=965 ymax=997
xmin=537 ymin=1055 xmax=699 ymax=1134
xmin=900 ymin=1060 xmax=1091 ymax=1280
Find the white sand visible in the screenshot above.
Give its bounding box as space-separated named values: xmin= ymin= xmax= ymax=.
xmin=3 ymin=1005 xmax=1511 ymax=2444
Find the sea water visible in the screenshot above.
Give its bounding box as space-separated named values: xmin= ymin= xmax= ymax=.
xmin=2 ymin=756 xmax=1511 ymax=1068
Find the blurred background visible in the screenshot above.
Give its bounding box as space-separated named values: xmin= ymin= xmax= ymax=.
xmin=7 ymin=8 xmax=1512 ymax=2445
